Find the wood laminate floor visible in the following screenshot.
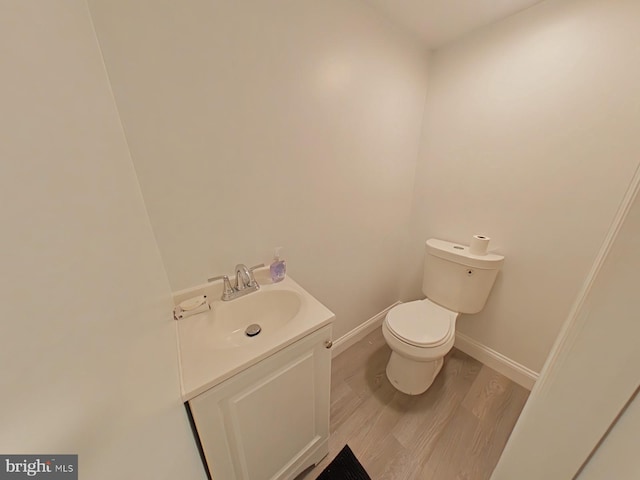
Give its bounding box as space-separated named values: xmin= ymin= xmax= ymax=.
xmin=302 ymin=328 xmax=529 ymax=480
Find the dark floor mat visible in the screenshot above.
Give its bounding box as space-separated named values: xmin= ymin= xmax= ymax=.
xmin=316 ymin=445 xmax=371 ymax=480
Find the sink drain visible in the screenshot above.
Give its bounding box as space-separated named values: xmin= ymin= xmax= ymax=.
xmin=245 ymin=324 xmax=262 ymax=337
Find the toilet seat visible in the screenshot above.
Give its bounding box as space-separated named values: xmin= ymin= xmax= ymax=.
xmin=385 ymin=299 xmax=456 ymax=348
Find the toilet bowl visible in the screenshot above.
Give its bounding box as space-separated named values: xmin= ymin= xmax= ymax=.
xmin=383 ymin=238 xmax=504 ymax=395
xmin=382 ymin=299 xmax=458 ymax=395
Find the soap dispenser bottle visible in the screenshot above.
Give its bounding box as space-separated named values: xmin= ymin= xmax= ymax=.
xmin=270 ymin=247 xmax=286 ymax=283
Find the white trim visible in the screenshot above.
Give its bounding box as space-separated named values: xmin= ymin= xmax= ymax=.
xmin=455 ymin=332 xmax=538 ymax=390
xmin=332 ymin=302 xmax=539 ymax=390
xmin=331 ymin=302 xmax=400 ymax=358
xmin=492 ymin=162 xmax=640 ymax=479
xmin=533 ymin=162 xmax=640 ymax=396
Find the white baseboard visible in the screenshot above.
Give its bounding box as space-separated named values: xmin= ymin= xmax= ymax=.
xmin=331 ymin=302 xmax=539 ymax=391
xmin=454 ymin=332 xmax=538 ymax=390
xmin=331 ymin=302 xmax=400 ymax=358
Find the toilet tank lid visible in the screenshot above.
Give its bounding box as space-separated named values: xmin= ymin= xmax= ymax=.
xmin=426 ymin=238 xmax=504 ymax=269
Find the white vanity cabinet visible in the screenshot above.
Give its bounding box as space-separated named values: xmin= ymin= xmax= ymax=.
xmin=188 ymin=325 xmax=332 ymax=480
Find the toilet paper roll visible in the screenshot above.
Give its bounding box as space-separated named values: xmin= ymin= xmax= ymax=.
xmin=469 ymin=235 xmax=490 ymax=256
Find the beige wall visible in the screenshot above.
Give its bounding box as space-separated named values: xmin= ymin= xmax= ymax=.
xmin=491 ymin=164 xmax=640 ymax=479
xmin=578 ymin=390 xmax=640 ymax=479
xmin=87 ymin=0 xmax=640 ymax=376
xmin=0 ymin=2 xmax=204 ymax=478
xmin=88 ymin=0 xmax=429 ymax=340
xmin=405 ymin=0 xmax=640 ymax=372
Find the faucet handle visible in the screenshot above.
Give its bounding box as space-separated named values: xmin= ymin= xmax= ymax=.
xmin=221 ymin=275 xmax=234 ymax=299
xmin=207 ymin=274 xmax=227 ymax=283
xmin=207 ymin=274 xmax=235 ymax=300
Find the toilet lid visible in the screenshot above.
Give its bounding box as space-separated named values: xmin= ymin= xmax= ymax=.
xmin=386 ymin=300 xmax=455 ymax=347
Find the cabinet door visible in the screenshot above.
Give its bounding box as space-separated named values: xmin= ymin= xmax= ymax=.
xmin=190 ymin=326 xmax=332 ymax=480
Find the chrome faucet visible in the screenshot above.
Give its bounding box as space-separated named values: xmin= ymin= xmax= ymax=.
xmin=234 ymin=264 xmax=253 ymax=290
xmin=208 ymin=263 xmax=263 ymax=301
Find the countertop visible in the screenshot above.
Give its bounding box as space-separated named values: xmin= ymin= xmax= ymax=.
xmin=174 ymin=269 xmax=335 ymax=401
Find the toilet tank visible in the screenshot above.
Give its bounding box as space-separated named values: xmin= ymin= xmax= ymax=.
xmin=422 ymin=238 xmax=504 ymax=314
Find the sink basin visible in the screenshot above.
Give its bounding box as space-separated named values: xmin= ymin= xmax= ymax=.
xmin=174 ymin=271 xmax=335 ymax=400
xmin=209 ymin=289 xmax=302 ymax=348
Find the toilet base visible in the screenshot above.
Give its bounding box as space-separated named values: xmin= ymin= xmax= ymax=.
xmin=386 ymin=352 xmax=444 ymax=395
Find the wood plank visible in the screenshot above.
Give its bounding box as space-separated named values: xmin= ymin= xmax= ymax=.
xmin=301 ymin=328 xmax=528 ymax=480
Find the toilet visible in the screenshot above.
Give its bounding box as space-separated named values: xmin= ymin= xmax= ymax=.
xmin=383 ymin=238 xmax=504 ymax=395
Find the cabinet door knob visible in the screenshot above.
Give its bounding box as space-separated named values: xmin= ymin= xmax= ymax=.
xmin=324 ymin=340 xmax=333 ymax=349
